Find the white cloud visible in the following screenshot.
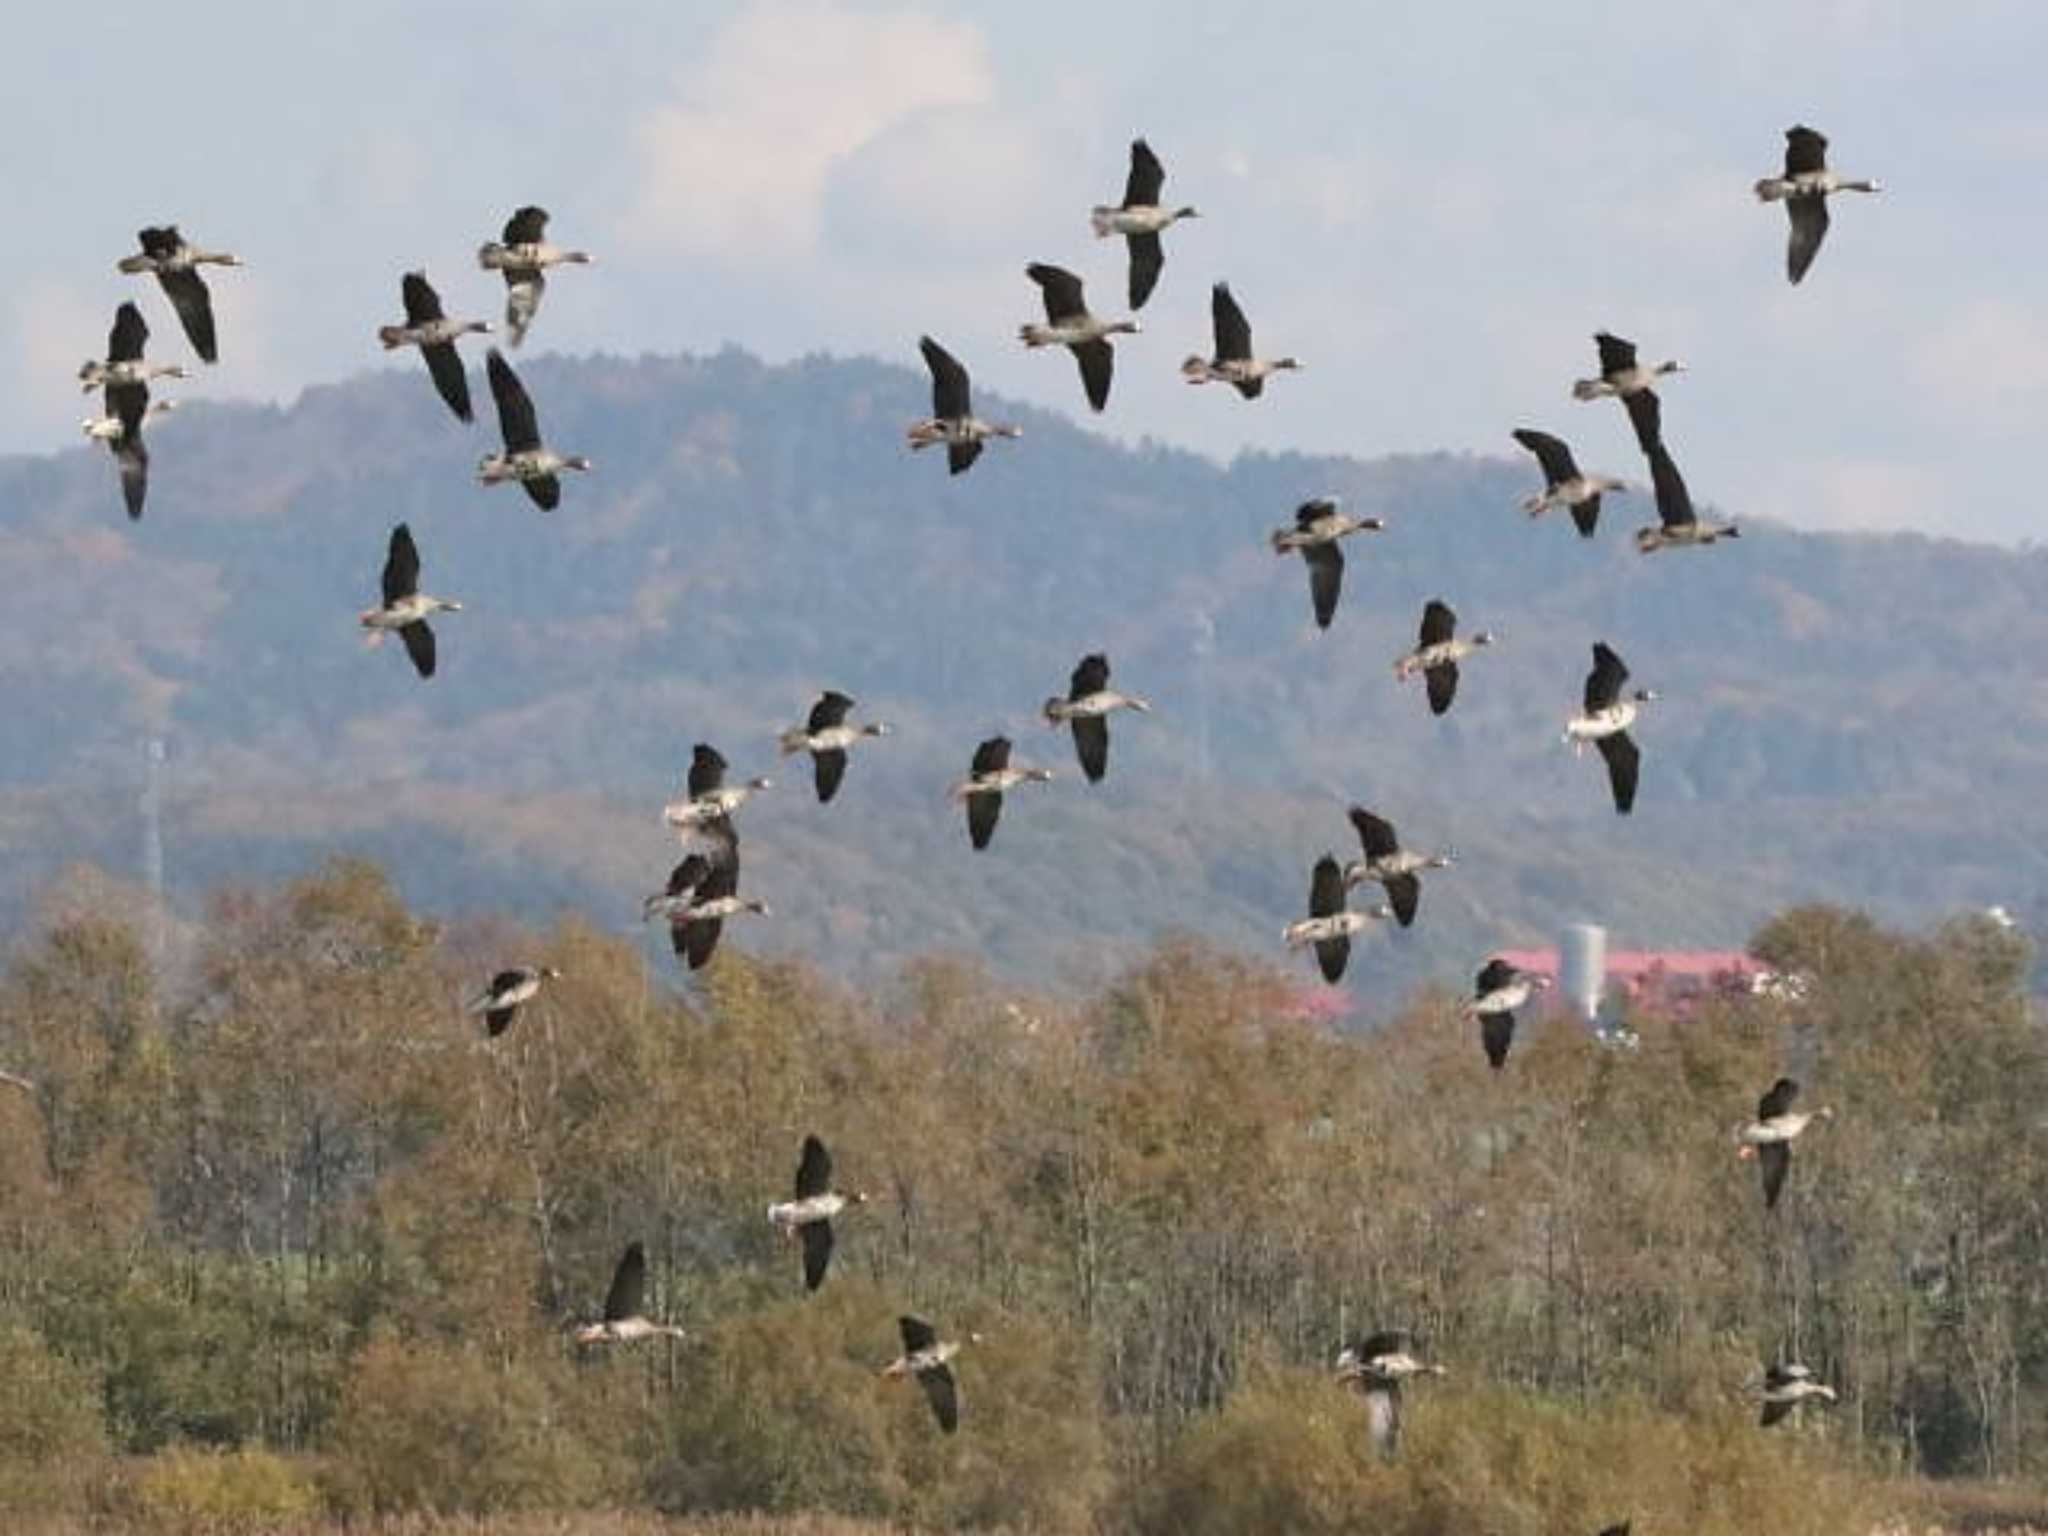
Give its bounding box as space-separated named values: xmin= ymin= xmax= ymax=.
xmin=628 ymin=2 xmax=995 ymax=265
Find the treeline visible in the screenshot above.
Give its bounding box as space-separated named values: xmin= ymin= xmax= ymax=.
xmin=0 ymin=858 xmax=2042 ymax=1530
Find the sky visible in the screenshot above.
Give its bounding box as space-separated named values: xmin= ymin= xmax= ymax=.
xmin=5 ymin=0 xmax=2045 ymax=542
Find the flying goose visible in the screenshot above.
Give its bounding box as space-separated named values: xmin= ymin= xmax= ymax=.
xmin=643 ymin=852 xmax=716 ymax=953
xmin=779 ymin=691 xmax=890 ymax=804
xmin=573 ymin=1242 xmax=685 ymax=1344
xmin=1334 ymin=1330 xmax=1445 ymax=1459
xmin=378 ymin=271 xmax=489 ymax=423
xmin=477 ymin=206 xmax=591 ymax=346
xmin=359 ymin=523 xmax=460 ymax=680
xmin=81 ymin=304 xmax=182 ymax=520
xmin=906 ymin=336 xmax=1020 ymax=475
xmin=1736 ymin=1076 xmax=1833 ymax=1211
xmin=1283 ymin=854 xmax=1393 ymax=983
xmin=1756 ymin=126 xmax=1880 ymax=285
xmin=1636 ymin=442 xmax=1737 ymax=553
xmin=468 ymin=964 xmax=562 ymax=1037
xmin=1758 ymin=1362 xmax=1838 ymax=1426
xmin=1043 ymin=653 xmax=1150 ymax=783
xmin=1342 ymin=808 xmax=1453 ymax=929
xmin=1182 ymin=282 xmax=1301 ymax=398
xmin=951 ymin=735 xmax=1053 ymax=850
xmin=1020 ymin=264 xmax=1137 ymax=413
xmin=1512 ymin=428 xmax=1624 ymax=537
xmin=1563 ymin=642 xmax=1656 ymax=816
xmin=116 ymin=226 xmax=241 ymax=364
xmin=1464 ymin=958 xmax=1549 ymax=1069
xmin=478 ymin=349 xmax=589 ymax=510
xmin=1271 ymin=498 xmax=1385 ymax=630
xmin=882 ymin=1314 xmax=978 ymax=1434
xmin=1091 ymin=138 xmax=1199 ymax=310
xmin=1571 ymin=332 xmax=1680 ymax=456
xmin=670 ymin=846 xmax=768 ymax=971
xmin=766 ymin=1134 xmax=869 ymax=1291
xmin=1392 ymin=600 xmax=1494 ymax=715
xmin=663 ymin=744 xmax=772 ymax=833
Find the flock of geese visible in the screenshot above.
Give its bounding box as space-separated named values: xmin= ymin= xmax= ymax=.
xmin=63 ymin=125 xmax=1878 ymax=1449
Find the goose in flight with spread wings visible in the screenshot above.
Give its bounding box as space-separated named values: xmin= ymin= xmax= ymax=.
xmin=1090 ymin=138 xmax=1199 ymax=310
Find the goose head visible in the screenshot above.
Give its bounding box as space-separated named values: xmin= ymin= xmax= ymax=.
xmin=860 ymin=721 xmax=893 ymax=738
xmin=1274 ymin=357 xmax=1304 ymax=371
xmin=1112 ymin=318 xmax=1142 ymax=337
xmin=565 ymin=455 xmax=594 ymax=472
xmin=1429 ymin=849 xmax=1456 ymax=870
xmin=745 ymin=899 xmax=772 ymax=917
xmin=435 ymin=597 xmax=464 ymax=614
xmin=540 ymin=966 xmax=564 ymax=981
xmin=1632 ymin=688 xmax=1659 ymax=704
xmin=1173 ymin=205 xmax=1201 ymax=220
xmin=1655 ymin=359 xmax=1685 ymax=377
xmin=746 ymin=776 xmax=773 ymax=792
xmin=1471 ymin=631 xmax=1498 ymax=648
xmin=1359 ymin=517 xmax=1388 ymax=532
xmin=566 ymin=251 xmax=594 ymax=264
xmin=1025 ymin=767 xmax=1056 ymax=784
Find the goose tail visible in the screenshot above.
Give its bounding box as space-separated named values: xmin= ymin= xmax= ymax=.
xmin=1089 ymin=207 xmax=1116 ymax=237
xmin=1570 ymin=378 xmax=1604 ymax=401
xmin=777 ymin=727 xmax=810 ymax=756
xmin=376 ymin=326 xmax=408 ymax=350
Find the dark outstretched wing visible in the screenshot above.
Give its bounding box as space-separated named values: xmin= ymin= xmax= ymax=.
xmin=1425 ymin=663 xmax=1459 ymax=715
xmin=1124 ymin=137 xmax=1165 ymax=207
xmin=1784 ymin=125 xmax=1828 ymax=177
xmin=967 ymin=791 xmax=1003 ymax=850
xmin=1594 ymin=331 xmax=1637 ymax=377
xmin=899 ymin=1314 xmax=937 ymax=1353
xmin=1071 ymin=716 xmax=1109 ymax=783
xmin=1309 ymin=853 xmax=1346 ymax=919
xmin=113 ymin=434 xmax=148 ymax=520
xmin=1649 ymin=443 xmax=1694 ymax=529
xmin=1760 ymin=1395 xmax=1795 ymax=1428
xmin=1126 ymin=230 xmax=1163 ymax=311
xmin=1352 ymin=1329 xmax=1412 ymax=1359
xmin=1303 ymin=542 xmax=1343 ymax=629
xmin=503 ymin=205 xmax=549 ymax=245
xmin=1072 ymin=337 xmax=1114 ymax=413
xmin=1211 ymin=282 xmax=1251 ymax=362
xmin=1315 ymin=934 xmax=1351 ymax=985
xmin=1570 ymin=495 xmax=1602 ymax=538
xmin=1596 ymin=731 xmax=1640 ymax=815
xmin=971 ymin=736 xmax=1011 ymax=776
xmin=813 ymin=749 xmax=848 ymax=803
xmin=1758 ymin=1140 xmax=1792 ymax=1210
xmin=484 ymin=1007 xmax=517 ymax=1037
xmin=421 ymin=342 xmax=473 ymax=422
xmin=1475 ymin=958 xmax=1516 ymax=996
xmin=602 ymin=1241 xmax=646 ymax=1322
xmin=666 ymin=854 xmax=711 ymax=900
xmin=522 ymin=473 xmax=561 ymax=512
xmin=947 ymin=438 xmax=981 ymax=475
xmin=919 ymin=335 xmax=970 ymax=420
xmin=1624 ymin=386 xmax=1663 ymax=455
xmin=382 ymin=523 xmax=421 ymax=605
xmin=486 ymin=349 xmax=541 ymax=452
xmin=159 ymin=267 xmax=217 ymax=364
xmin=402 ymin=270 xmax=445 ymax=326
xmin=399 ymin=621 xmax=436 ymax=679
xmin=795 ymin=1133 xmax=832 ymax=1197
xmin=918 ymin=1362 xmax=960 ymax=1433
xmin=1026 ymin=262 xmax=1088 ymax=323
xmin=809 ymin=690 xmax=855 ymax=731
xmin=1419 ymin=599 xmax=1456 ymax=647
xmin=683 ymin=911 xmax=726 ymax=970
xmin=109 ymin=301 xmax=149 ymax=363
xmin=1585 ymin=643 xmax=1629 ymax=712
xmin=1348 ymin=808 xmax=1399 ymax=862
xmin=1758 ymin=1076 xmax=1800 ymax=1119
xmin=800 ymin=1219 xmax=835 ymax=1291
xmin=1481 ymin=1011 xmax=1515 ymax=1069
xmin=688 ymin=744 xmax=728 ymax=798
xmin=1787 ymin=195 xmax=1830 ymax=286
xmin=1512 ymin=427 xmax=1578 ymax=487
xmin=1069 ymin=653 xmax=1110 ymax=699
xmin=1384 ymin=872 xmax=1421 ymax=929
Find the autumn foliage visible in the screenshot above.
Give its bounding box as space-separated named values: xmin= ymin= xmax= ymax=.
xmin=0 ymin=859 xmax=2043 ymax=1530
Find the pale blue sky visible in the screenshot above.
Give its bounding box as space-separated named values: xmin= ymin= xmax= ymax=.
xmin=6 ymin=1 xmax=2044 ymax=540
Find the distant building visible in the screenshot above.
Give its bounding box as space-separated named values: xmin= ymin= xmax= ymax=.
xmin=1494 ymin=932 xmax=1783 ymax=1024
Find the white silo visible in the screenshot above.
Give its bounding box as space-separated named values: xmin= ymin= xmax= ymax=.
xmin=1560 ymin=923 xmax=1606 ymax=1024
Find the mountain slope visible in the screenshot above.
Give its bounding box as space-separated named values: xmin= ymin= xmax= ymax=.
xmin=3 ymin=347 xmax=2044 ymax=996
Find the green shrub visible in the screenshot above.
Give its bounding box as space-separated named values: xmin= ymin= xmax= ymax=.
xmin=131 ymin=1443 xmax=321 ymax=1528
xmin=0 ymin=1323 xmax=109 ymax=1513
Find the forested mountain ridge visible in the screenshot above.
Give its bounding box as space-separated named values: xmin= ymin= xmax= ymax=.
xmin=1 ymin=347 xmax=2044 ymax=992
